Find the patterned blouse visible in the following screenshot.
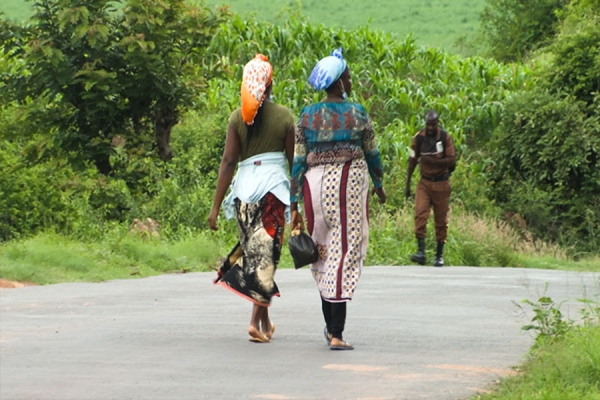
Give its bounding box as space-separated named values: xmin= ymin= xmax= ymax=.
xmin=290 ymin=101 xmax=384 ymax=202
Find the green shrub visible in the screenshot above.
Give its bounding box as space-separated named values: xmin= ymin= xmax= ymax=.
xmin=136 ymin=111 xmax=231 ymax=237
xmin=488 ymin=88 xmax=600 ymax=253
xmin=548 ymin=17 xmax=600 ymax=106
xmin=0 ymin=140 xmax=78 ymax=241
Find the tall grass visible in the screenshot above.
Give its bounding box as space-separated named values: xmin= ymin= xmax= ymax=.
xmin=364 ymin=204 xmax=600 ymax=270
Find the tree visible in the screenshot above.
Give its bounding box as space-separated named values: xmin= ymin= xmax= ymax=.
xmin=0 ymin=0 xmax=230 ymax=175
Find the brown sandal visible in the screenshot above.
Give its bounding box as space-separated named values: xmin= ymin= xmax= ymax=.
xmin=248 ymin=326 xmax=269 ymax=343
xmin=330 ymin=340 xmax=354 ymax=350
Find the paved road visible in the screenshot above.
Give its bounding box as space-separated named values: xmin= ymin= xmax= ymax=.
xmin=1 ymin=266 xmax=598 ymax=400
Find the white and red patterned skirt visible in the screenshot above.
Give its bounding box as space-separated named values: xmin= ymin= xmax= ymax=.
xmin=302 ymin=158 xmax=370 ymax=302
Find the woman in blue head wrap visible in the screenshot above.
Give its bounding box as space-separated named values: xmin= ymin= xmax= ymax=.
xmin=290 ymin=48 xmax=387 ymax=350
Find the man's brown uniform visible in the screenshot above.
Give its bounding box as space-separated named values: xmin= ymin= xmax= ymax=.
xmin=409 ymin=128 xmax=455 ymax=243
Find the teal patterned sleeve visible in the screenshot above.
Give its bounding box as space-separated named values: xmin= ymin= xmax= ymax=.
xmin=362 ymin=118 xmax=384 ymax=188
xmin=290 ymin=122 xmax=307 ymax=202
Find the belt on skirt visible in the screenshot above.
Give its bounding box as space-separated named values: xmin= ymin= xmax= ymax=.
xmin=420 ymin=173 xmax=449 ymax=182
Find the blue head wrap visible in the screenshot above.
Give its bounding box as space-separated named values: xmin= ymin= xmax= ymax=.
xmin=308 ymin=48 xmax=347 ymax=91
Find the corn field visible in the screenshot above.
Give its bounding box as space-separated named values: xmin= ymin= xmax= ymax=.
xmin=195 ymin=16 xmax=531 ymax=209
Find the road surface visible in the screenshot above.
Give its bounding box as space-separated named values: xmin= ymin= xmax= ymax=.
xmin=1 ymin=266 xmax=598 ymax=400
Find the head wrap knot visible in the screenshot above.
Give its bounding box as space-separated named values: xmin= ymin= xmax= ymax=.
xmin=241 ymin=54 xmax=273 ymax=125
xmin=308 ymin=48 xmax=347 ymax=91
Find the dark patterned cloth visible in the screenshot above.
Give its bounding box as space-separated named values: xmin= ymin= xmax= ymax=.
xmin=215 ymin=193 xmax=285 ymax=306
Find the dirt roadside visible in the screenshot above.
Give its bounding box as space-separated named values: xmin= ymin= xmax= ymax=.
xmin=0 ymin=279 xmax=37 ymax=289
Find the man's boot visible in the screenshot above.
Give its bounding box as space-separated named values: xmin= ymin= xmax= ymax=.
xmin=434 ymin=241 xmax=445 ymax=267
xmin=410 ymin=238 xmax=426 ymax=265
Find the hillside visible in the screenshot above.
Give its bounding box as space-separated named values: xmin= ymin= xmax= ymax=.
xmin=204 ymin=0 xmax=485 ymax=52
xmin=0 ymin=0 xmax=485 ymax=53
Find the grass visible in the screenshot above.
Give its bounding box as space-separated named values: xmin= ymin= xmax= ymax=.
xmin=0 ymin=0 xmax=31 ymax=22
xmin=471 ymin=284 xmax=600 ymax=399
xmin=203 ymin=0 xmax=486 ymax=52
xmin=0 ymin=231 xmax=226 ymax=284
xmin=473 ymin=322 xmax=600 ymax=399
xmin=0 ymin=0 xmax=486 ymax=54
xmin=366 ymin=205 xmax=600 ymax=271
xmin=1 ymin=207 xmax=598 ymax=286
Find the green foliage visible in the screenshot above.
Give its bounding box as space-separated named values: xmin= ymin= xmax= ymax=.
xmin=483 ymin=3 xmax=600 ymax=254
xmin=480 ymin=0 xmax=566 ymax=62
xmin=202 ymin=15 xmax=529 ymax=220
xmin=2 ymin=1 xmax=596 ymax=258
xmin=136 ymin=111 xmax=231 ymax=237
xmin=488 ymin=87 xmax=600 ymax=253
xmin=87 ymin=176 xmax=137 ymax=221
xmin=0 ymin=0 xmax=230 ymax=174
xmin=205 ymin=0 xmax=488 ymax=53
xmin=0 ymin=102 xmax=92 ymax=241
xmin=548 ymin=18 xmax=600 ymax=106
xmin=0 ymin=140 xmax=76 ymax=241
xmin=449 ymin=151 xmax=500 ymax=216
xmin=521 ymin=294 xmax=574 ymax=345
xmin=476 ymin=290 xmax=600 ymax=399
xmin=3 ymin=0 xmax=489 ymax=54
xmin=519 ymin=285 xmax=600 ymax=348
xmin=474 ymin=324 xmax=600 ymax=399
xmin=365 ymin=206 xmax=531 ymax=267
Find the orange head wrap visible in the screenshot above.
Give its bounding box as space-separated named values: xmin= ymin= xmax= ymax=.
xmin=240 ymin=54 xmax=273 ymax=125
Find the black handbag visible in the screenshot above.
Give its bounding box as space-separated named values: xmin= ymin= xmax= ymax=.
xmin=288 ymin=229 xmax=319 ymax=269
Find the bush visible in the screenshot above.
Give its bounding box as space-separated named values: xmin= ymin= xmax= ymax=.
xmin=548 ymin=18 xmax=600 ymax=106
xmin=0 ymin=140 xmax=77 ymax=241
xmin=137 ymin=111 xmax=230 ymax=236
xmin=488 ymin=88 xmax=600 ymax=253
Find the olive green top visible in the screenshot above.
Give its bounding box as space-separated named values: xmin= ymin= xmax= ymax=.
xmin=229 ymin=101 xmax=295 ymax=161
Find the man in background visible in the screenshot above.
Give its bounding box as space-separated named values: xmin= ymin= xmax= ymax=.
xmin=405 ymin=110 xmax=456 ymax=267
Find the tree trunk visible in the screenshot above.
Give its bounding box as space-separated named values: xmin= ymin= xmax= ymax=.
xmin=94 ymin=152 xmax=112 ymax=175
xmin=155 ymin=106 xmax=178 ymax=162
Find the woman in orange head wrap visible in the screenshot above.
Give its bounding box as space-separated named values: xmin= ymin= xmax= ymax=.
xmin=208 ymin=54 xmax=296 ymax=343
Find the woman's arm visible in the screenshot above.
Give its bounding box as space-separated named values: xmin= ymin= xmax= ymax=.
xmin=290 ymin=122 xmax=307 ymax=230
xmin=361 ymin=118 xmax=385 ymax=202
xmin=208 ymin=123 xmax=241 ymax=231
xmin=285 ymin=125 xmax=294 ymax=174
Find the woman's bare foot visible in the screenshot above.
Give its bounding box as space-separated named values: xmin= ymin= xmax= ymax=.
xmin=263 ymin=321 xmax=275 ymax=340
xmin=323 ymin=327 xmax=332 ymax=345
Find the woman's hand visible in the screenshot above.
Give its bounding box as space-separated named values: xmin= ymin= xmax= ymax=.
xmin=371 ymin=186 xmax=387 ymax=204
xmin=291 ymin=210 xmax=304 ymax=232
xmin=208 ymin=207 xmax=219 ymax=231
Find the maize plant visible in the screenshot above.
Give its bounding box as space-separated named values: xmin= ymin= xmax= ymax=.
xmin=202 ymin=16 xmax=531 ymax=210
